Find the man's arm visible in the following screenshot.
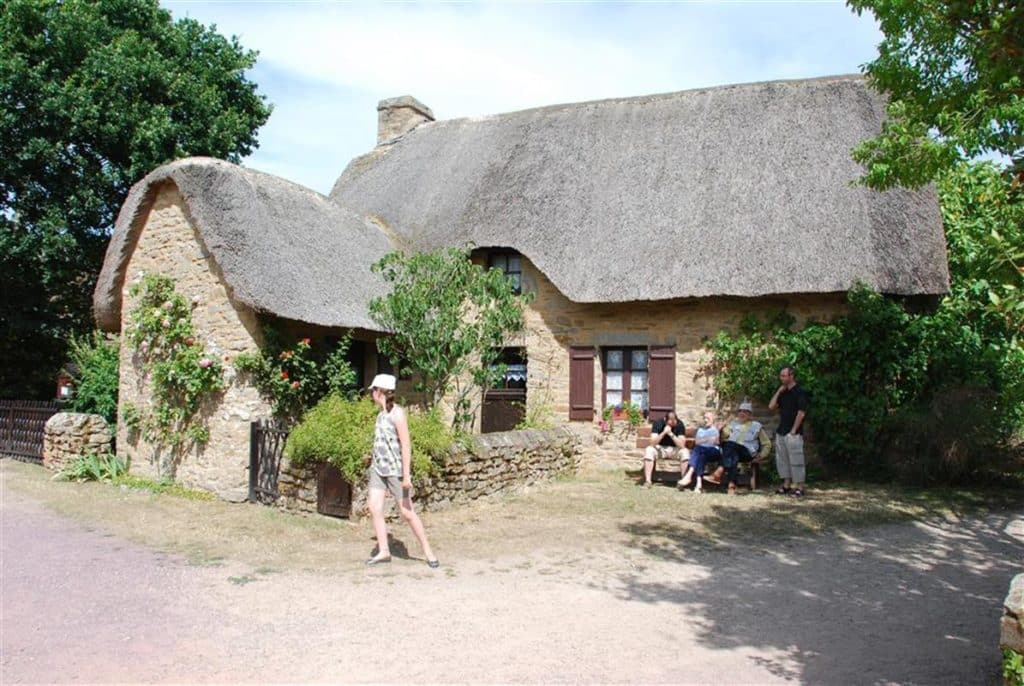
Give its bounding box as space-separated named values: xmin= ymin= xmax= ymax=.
xmin=790 ymin=410 xmax=806 ymax=436
xmin=768 ymin=384 xmax=785 ymax=411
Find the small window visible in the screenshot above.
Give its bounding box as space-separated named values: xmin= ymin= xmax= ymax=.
xmin=488 ymin=251 xmax=522 ymax=294
xmin=489 ymin=348 xmax=527 ymax=390
xmin=602 ymin=347 xmax=649 ymax=412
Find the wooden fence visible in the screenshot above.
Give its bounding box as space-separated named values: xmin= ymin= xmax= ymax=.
xmin=0 ymin=400 xmax=62 ymax=464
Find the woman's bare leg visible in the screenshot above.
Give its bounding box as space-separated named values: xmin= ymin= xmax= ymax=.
xmin=367 ymin=488 xmax=390 ymax=558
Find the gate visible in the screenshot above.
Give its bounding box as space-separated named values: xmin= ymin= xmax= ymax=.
xmin=0 ymin=400 xmax=61 ymax=464
xmin=249 ymin=419 xmax=289 ymax=504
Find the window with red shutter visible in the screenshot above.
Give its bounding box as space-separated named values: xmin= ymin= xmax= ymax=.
xmin=568 ymin=346 xmax=595 ymax=421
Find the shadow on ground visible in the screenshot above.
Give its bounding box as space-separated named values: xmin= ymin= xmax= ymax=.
xmin=612 ymin=498 xmax=1023 ymax=684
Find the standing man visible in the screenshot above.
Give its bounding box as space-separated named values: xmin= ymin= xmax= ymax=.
xmin=769 ymin=365 xmax=810 ymax=497
xmin=641 ymin=410 xmax=686 ymax=488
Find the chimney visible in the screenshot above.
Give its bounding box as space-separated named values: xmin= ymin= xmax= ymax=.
xmin=377 ymin=96 xmax=434 ymax=145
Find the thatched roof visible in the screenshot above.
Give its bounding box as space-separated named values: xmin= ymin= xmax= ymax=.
xmin=94 ymin=157 xmax=393 ymax=332
xmin=331 ymin=75 xmax=949 ymax=302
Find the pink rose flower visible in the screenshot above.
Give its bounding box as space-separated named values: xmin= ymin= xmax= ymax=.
xmin=198 ymin=358 xmax=212 ymax=369
xmin=161 ymin=318 xmax=170 ymax=329
xmin=162 ymin=301 xmax=173 ymax=311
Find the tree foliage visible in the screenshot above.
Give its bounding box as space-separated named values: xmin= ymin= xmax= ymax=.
xmin=0 ymin=0 xmax=271 ymax=398
xmin=848 ymin=0 xmax=1024 ymax=189
xmin=703 ymin=284 xmax=1020 ymax=484
xmin=368 ymin=247 xmax=532 ymax=432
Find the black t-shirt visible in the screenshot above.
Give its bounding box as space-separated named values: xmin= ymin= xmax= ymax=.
xmin=651 ymin=418 xmax=686 ymax=447
xmin=776 ymin=385 xmax=810 ymax=435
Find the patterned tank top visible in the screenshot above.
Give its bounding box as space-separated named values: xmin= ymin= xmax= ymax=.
xmin=372 ymin=410 xmax=402 ymax=477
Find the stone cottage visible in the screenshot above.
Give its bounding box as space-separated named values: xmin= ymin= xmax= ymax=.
xmin=94 ymin=74 xmax=948 ymax=498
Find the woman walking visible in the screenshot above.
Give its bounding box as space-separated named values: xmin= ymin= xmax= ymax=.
xmin=365 ymin=374 xmax=439 ymax=568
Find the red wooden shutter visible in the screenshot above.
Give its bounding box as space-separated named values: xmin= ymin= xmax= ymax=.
xmin=568 ymin=346 xmax=595 ymax=421
xmin=647 ymin=345 xmax=676 ymax=421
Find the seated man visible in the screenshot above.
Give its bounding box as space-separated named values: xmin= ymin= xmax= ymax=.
xmin=705 ymin=401 xmax=771 ymax=493
xmin=680 ymin=410 xmax=720 ymax=493
xmin=641 ymin=410 xmax=686 ymax=488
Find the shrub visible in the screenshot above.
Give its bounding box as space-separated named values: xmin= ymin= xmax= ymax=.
xmin=67 ymin=332 xmax=120 ymax=425
xmin=234 ymin=327 xmax=357 ymax=422
xmin=284 ymin=395 xmax=451 ymax=484
xmin=126 ymin=274 xmax=224 ymax=448
xmin=55 ymin=451 xmax=127 ymax=482
xmin=1004 ymin=648 xmax=1024 ymax=686
xmin=703 ymin=285 xmax=1017 ymax=483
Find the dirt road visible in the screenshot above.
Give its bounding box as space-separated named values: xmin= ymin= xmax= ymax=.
xmin=2 ymin=463 xmax=1020 ymax=684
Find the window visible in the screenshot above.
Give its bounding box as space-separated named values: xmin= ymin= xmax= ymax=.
xmin=488 ymin=251 xmax=522 ymax=294
xmin=488 ymin=348 xmax=527 ymax=390
xmin=603 ymin=348 xmax=648 ymax=412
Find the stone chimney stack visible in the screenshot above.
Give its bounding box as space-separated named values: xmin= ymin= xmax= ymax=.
xmin=377 ymin=96 xmax=434 ymax=145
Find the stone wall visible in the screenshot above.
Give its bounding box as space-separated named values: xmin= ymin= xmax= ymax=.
xmin=274 ymin=427 xmax=580 ymax=516
xmin=1002 ymin=574 xmax=1024 ymax=674
xmin=42 ymin=413 xmax=113 ymax=471
xmin=514 ymin=255 xmax=843 ymax=458
xmin=117 ymin=184 xmax=271 ymax=501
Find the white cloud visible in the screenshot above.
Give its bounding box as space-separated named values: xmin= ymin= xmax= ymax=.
xmin=162 ymin=1 xmax=881 ymax=193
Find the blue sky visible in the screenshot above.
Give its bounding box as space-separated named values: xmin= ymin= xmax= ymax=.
xmin=161 ymin=1 xmax=882 ymax=195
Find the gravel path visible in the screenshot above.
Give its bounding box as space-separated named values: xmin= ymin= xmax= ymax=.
xmin=2 ymin=479 xmax=1020 ymax=684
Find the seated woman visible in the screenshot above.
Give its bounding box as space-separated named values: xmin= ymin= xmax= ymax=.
xmin=704 ymin=401 xmax=772 ymax=494
xmin=679 ymin=410 xmax=720 ymax=493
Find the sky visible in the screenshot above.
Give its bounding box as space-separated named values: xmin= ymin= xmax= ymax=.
xmin=161 ymin=1 xmax=883 ymax=195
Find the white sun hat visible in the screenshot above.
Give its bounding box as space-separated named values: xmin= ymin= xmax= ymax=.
xmin=369 ymin=373 xmax=397 ymax=391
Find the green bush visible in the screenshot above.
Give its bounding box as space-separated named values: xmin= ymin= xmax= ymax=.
xmin=1004 ymin=648 xmax=1024 ymax=686
xmin=55 ymin=451 xmax=127 ymax=482
xmin=284 ymin=395 xmax=451 ymax=484
xmin=126 ymin=274 xmax=224 ymax=447
xmin=234 ymin=327 xmax=357 ymax=422
xmin=67 ymin=332 xmax=120 ymax=425
xmin=703 ymin=285 xmax=1018 ymax=483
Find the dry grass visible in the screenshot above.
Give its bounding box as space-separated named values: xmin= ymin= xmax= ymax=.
xmin=3 ymin=459 xmax=1019 ymax=574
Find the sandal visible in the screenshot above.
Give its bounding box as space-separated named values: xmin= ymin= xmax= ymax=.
xmin=775 ymin=486 xmax=792 ymax=495
xmin=790 ymin=488 xmax=805 ymax=498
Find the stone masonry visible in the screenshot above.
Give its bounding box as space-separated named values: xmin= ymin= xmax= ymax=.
xmin=1003 ymin=574 xmax=1024 ymax=666
xmin=515 ymin=255 xmax=842 ymax=458
xmin=117 ymin=184 xmax=270 ymax=501
xmin=42 ymin=413 xmax=113 ymax=471
xmin=275 ymin=427 xmax=580 ymax=516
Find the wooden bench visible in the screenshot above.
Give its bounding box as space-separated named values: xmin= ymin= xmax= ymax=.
xmin=635 ymin=424 xmax=761 ymax=490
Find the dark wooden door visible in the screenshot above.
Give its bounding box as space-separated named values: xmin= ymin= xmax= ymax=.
xmin=317 ymin=462 xmax=352 ymax=518
xmin=481 ymin=389 xmax=526 ymax=433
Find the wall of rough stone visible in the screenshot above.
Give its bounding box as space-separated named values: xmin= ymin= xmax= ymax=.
xmin=510 ymin=256 xmax=842 ymax=462
xmin=42 ymin=413 xmax=113 ymax=471
xmin=274 ymin=427 xmax=580 ymax=516
xmin=117 ymin=184 xmax=271 ymax=501
xmin=1002 ymin=574 xmax=1024 ymax=677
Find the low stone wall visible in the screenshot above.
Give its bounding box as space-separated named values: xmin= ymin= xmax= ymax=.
xmin=275 ymin=427 xmax=581 ymax=516
xmin=42 ymin=413 xmax=113 ymax=471
xmin=1002 ymin=574 xmax=1024 ymax=675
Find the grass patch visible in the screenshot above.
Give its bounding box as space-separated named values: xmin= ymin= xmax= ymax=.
xmin=113 ymin=474 xmax=217 ymax=500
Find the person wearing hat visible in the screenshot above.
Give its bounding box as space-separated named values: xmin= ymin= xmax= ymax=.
xmin=706 ymin=401 xmax=772 ymax=494
xmin=365 ymin=373 xmax=439 ymax=568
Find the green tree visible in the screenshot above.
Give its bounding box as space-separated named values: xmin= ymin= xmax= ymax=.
xmin=368 ymin=247 xmax=532 ymax=433
xmin=0 ymin=0 xmax=272 ymax=398
xmin=848 ymin=0 xmax=1023 ymax=380
xmin=848 ymin=0 xmax=1024 ymax=189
